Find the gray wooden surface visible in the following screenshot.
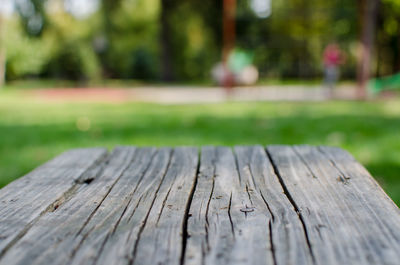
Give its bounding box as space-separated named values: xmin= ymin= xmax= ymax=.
xmin=0 ymin=145 xmax=399 ymax=265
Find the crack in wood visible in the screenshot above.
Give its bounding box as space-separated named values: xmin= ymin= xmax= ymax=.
xmin=180 ymin=151 xmax=200 ymax=265
xmin=316 ymin=146 xmax=400 ymax=257
xmin=292 ymin=147 xmax=319 ymax=179
xmin=68 ymin=148 xmax=146 ymax=264
xmin=245 ymin=185 xmax=254 ymax=206
xmin=126 ymin=194 xmax=144 ymax=224
xmin=72 ymin=149 xmax=162 ymax=265
xmin=300 ymin=146 xmax=385 ymax=263
xmin=317 ymin=147 xmax=351 ymax=184
xmin=129 ymin=149 xmax=175 ymax=265
xmin=156 ymin=183 xmax=174 ymax=226
xmin=233 ymin=150 xmax=256 ymax=220
xmin=48 ymin=185 xmax=81 ymax=213
xmin=74 ymin=151 xmax=109 ymax=185
xmin=227 ymin=192 xmax=235 ymax=238
xmin=91 ymin=231 xmax=111 ymax=265
xmin=259 ymin=190 xmax=275 ymax=223
xmin=0 ymin=150 xmax=110 ymax=260
xmin=265 ymin=148 xmax=316 ymax=264
xmin=2 ymin=146 xmax=400 ymax=265
xmin=268 ymin=219 xmax=278 ymax=265
xmin=238 ymin=148 xmax=278 ymax=264
xmin=75 ymin=149 xmax=138 ymax=237
xmin=115 ymin=150 xmax=159 ymax=231
xmin=204 ymin=160 xmax=216 ymax=253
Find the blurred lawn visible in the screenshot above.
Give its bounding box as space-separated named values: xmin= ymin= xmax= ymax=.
xmin=0 ymin=91 xmax=399 ymax=205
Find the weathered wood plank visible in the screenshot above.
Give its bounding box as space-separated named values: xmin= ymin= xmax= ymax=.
xmin=0 ymin=148 xmax=108 ymax=258
xmin=185 ymin=146 xmax=313 ymax=265
xmin=234 ymin=146 xmax=313 ymax=265
xmin=317 ymin=146 xmax=400 ymax=257
xmin=0 ymin=147 xmax=199 ymax=265
xmin=185 ymin=146 xmax=241 ymax=265
xmin=0 ymin=145 xmax=399 ymax=265
xmin=74 ymin=147 xmax=172 ymax=265
xmin=124 ymin=147 xmax=199 ymax=265
xmin=0 ymin=146 xmax=138 ymax=265
xmin=267 ymin=145 xmax=400 ymax=265
xmin=10 ymin=147 xmax=198 ymax=265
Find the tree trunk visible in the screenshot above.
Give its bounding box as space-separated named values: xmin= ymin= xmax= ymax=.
xmin=396 ymin=26 xmax=400 ymax=72
xmin=356 ymin=0 xmax=379 ymax=99
xmin=222 ymin=0 xmax=236 ymax=89
xmin=222 ymin=0 xmax=235 ymax=63
xmin=160 ymin=0 xmax=174 ymax=82
xmin=0 ymin=14 xmax=5 ymax=88
xmin=0 ymin=48 xmax=5 ymax=88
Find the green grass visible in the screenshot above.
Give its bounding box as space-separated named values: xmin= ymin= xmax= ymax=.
xmin=0 ymin=90 xmax=399 ymax=205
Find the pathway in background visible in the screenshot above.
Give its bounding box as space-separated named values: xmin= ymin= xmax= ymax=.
xmin=29 ymin=85 xmax=358 ymax=104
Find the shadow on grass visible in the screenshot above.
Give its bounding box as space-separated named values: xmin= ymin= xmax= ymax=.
xmin=367 ymin=162 xmax=400 ymax=205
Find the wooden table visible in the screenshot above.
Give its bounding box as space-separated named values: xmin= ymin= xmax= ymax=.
xmin=0 ymin=146 xmax=399 ymax=265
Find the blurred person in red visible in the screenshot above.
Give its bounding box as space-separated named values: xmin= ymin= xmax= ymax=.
xmin=323 ymin=43 xmax=346 ymax=98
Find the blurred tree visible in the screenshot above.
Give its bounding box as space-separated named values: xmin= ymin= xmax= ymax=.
xmin=357 ymin=0 xmax=379 ymax=99
xmin=101 ymin=0 xmax=123 ymax=41
xmin=96 ymin=0 xmax=161 ymax=80
xmin=164 ymin=0 xmax=222 ymax=80
xmin=160 ymin=0 xmax=176 ymax=81
xmin=3 ymin=0 xmax=399 ymax=84
xmin=97 ymin=0 xmax=123 ymax=78
xmin=161 ymin=3 xmax=216 ymax=85
xmin=0 ymin=13 xmax=5 ymax=87
xmin=5 ymin=17 xmax=53 ymax=80
xmin=15 ymin=0 xmax=48 ymax=36
xmin=222 ymin=0 xmax=236 ymax=65
xmin=376 ymin=0 xmax=400 ymax=76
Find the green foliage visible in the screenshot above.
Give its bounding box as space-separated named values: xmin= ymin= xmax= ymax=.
xmin=44 ymin=41 xmax=101 ymax=80
xmin=100 ymin=0 xmax=160 ymax=79
xmin=0 ymin=92 xmax=399 ymax=205
xmin=3 ymin=0 xmax=400 ymax=82
xmin=5 ymin=2 xmax=103 ymax=81
xmin=5 ymin=18 xmax=55 ymax=79
xmin=376 ymin=0 xmax=400 ymax=76
xmin=242 ymin=0 xmax=359 ymax=78
xmin=15 ymin=0 xmax=48 ymax=36
xmin=167 ymin=2 xmax=220 ymax=80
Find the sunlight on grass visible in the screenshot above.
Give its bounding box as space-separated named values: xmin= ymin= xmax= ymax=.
xmin=0 ymin=91 xmax=399 ymax=205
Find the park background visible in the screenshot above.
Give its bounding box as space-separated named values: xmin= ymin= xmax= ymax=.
xmin=0 ymin=0 xmax=399 ymax=205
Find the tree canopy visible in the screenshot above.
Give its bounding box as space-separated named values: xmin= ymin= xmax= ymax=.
xmin=1 ymin=0 xmax=399 ymax=83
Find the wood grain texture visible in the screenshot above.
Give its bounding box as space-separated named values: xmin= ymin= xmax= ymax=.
xmin=266 ymin=145 xmax=400 ymax=265
xmin=234 ymin=146 xmax=313 ymax=265
xmin=0 ymin=146 xmax=137 ymax=265
xmin=127 ymin=147 xmax=198 ymax=265
xmin=184 ymin=146 xmax=312 ymax=265
xmin=72 ymin=147 xmax=169 ymax=265
xmin=0 ymin=145 xmax=399 ymax=265
xmin=317 ymin=146 xmax=400 ymax=261
xmin=0 ymin=148 xmax=108 ymax=258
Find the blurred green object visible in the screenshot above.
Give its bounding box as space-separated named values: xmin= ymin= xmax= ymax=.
xmin=368 ymin=73 xmax=400 ymax=94
xmin=227 ymin=49 xmax=254 ymax=73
